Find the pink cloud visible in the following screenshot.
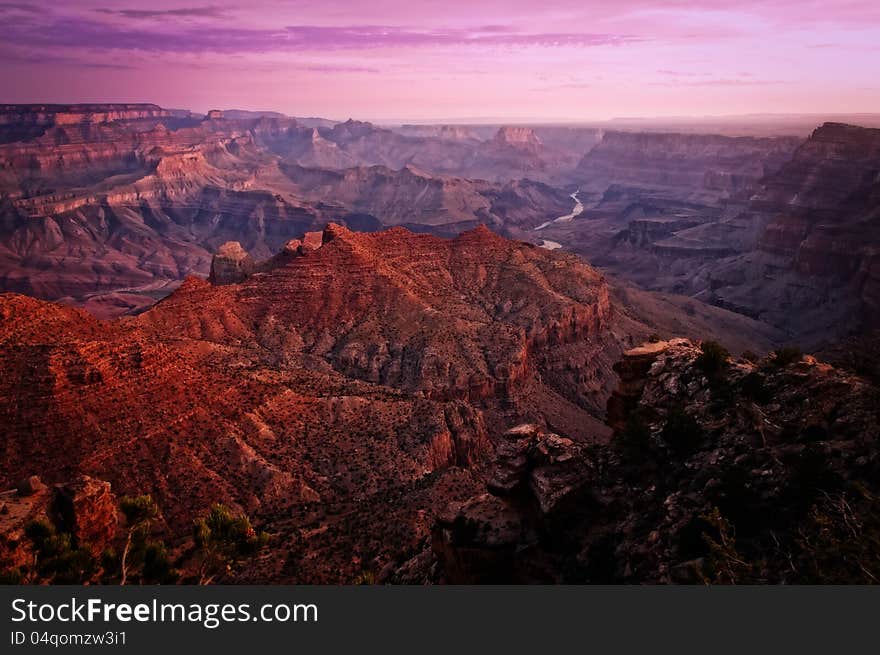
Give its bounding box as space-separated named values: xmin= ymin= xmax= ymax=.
xmin=0 ymin=1 xmax=877 ymax=120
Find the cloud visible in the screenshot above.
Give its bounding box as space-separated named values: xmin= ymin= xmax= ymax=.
xmin=0 ymin=14 xmax=642 ymax=55
xmin=651 ymin=77 xmax=785 ymax=87
xmin=0 ymin=45 xmax=137 ymax=69
xmin=656 ymin=69 xmax=708 ymax=77
xmin=0 ymin=3 xmax=40 ymax=12
xmin=304 ymin=64 xmax=381 ymax=73
xmin=95 ymin=6 xmax=230 ymax=20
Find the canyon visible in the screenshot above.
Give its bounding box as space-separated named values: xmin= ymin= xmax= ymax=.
xmin=1 ymin=104 xmax=879 ymax=583
xmin=3 ymin=104 xmax=878 ymax=348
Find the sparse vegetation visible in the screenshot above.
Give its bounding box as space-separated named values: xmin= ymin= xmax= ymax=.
xmin=19 ymin=519 xmax=97 ymax=584
xmin=695 ymin=340 xmax=730 ymax=379
xmin=701 ymin=507 xmax=759 ymax=584
xmin=772 ymin=346 xmax=802 ymax=367
xmin=796 ymin=486 xmax=880 ymax=584
xmin=192 ymin=504 xmax=269 ymax=584
xmin=352 ymin=570 xmax=377 ymax=585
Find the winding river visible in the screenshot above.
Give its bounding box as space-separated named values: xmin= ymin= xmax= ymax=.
xmin=534 ymin=189 xmax=583 ymax=231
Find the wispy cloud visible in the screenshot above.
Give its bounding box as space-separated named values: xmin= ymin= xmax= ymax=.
xmin=651 ymin=77 xmax=786 ymax=87
xmin=0 ymin=44 xmax=137 ymax=69
xmin=304 ymin=64 xmax=381 ymax=73
xmin=1 ymin=15 xmax=642 ymax=54
xmin=95 ymin=6 xmax=230 ymax=20
xmin=0 ymin=2 xmax=40 ymax=12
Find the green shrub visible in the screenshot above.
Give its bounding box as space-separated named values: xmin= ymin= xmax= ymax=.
xmin=0 ymin=567 xmax=24 ymax=584
xmin=21 ymin=519 xmax=96 ymax=584
xmin=23 ymin=519 xmax=54 ymax=548
xmin=193 ymin=504 xmax=269 ymax=584
xmin=119 ymin=495 xmax=161 ymax=585
xmin=120 ymin=495 xmax=159 ymax=526
xmin=142 ymin=542 xmax=179 ymax=584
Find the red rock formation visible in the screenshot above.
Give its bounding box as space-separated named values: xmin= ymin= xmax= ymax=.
xmin=0 ymin=104 xmax=583 ymax=316
xmin=491 ymin=126 xmax=543 ymax=151
xmin=208 ymin=241 xmax=255 ymax=284
xmin=0 ymin=224 xmax=640 ymax=582
xmin=0 ymin=475 xmax=118 ymax=574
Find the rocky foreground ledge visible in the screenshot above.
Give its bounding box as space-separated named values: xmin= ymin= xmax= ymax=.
xmin=428 ymin=339 xmax=880 ymax=584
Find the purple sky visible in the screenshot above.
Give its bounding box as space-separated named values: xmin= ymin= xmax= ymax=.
xmin=1 ymin=0 xmax=878 ymax=121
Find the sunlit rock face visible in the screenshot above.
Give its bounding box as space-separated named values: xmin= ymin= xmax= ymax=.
xmin=0 ymin=224 xmax=647 ymax=583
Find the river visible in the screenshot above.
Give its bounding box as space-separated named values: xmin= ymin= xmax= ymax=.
xmin=534 ymin=189 xmax=583 ymax=231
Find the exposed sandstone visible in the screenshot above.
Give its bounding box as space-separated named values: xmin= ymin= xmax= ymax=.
xmin=208 ymin=241 xmax=254 ymax=284
xmin=0 ymin=225 xmax=641 ymax=582
xmin=0 ymin=475 xmax=118 ymax=574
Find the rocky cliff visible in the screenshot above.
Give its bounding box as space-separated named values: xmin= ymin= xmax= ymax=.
xmin=0 ymin=475 xmax=119 ymax=579
xmin=430 ymin=339 xmax=880 ymax=583
xmin=0 ymin=104 xmax=587 ymax=316
xmin=705 ymin=123 xmax=880 ymax=339
xmin=0 ymin=224 xmax=646 ymax=582
xmin=575 ymin=130 xmax=800 ymax=198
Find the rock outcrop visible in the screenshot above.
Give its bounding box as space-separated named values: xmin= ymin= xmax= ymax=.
xmin=432 ymin=424 xmax=592 ymax=583
xmin=208 ymin=241 xmax=254 ymax=284
xmin=0 ymin=104 xmax=590 ymax=316
xmin=431 ymin=339 xmax=880 ymax=583
xmin=574 ymin=130 xmax=800 ymax=197
xmin=491 ymin=126 xmax=543 ymax=151
xmin=0 ymin=225 xmax=643 ymax=583
xmin=0 ymin=475 xmax=118 ymax=575
xmin=704 ymin=123 xmax=880 ymax=339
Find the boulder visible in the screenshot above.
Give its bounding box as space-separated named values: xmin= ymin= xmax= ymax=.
xmin=52 ymin=476 xmax=118 ymax=552
xmin=16 ymin=475 xmax=45 ymax=496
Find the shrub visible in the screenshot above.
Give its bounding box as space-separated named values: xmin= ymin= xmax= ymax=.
xmin=695 ymin=340 xmax=730 ymax=379
xmin=352 ymin=570 xmax=377 ymax=585
xmin=142 ymin=542 xmax=179 ymax=584
xmin=193 ymin=504 xmax=269 ymax=584
xmin=0 ymin=567 xmax=24 ymax=584
xmin=661 ymin=407 xmax=704 ymax=455
xmin=120 ymin=495 xmax=158 ymax=526
xmin=701 ymin=507 xmax=760 ymax=584
xmin=795 ymin=485 xmax=880 ymax=584
xmin=21 ymin=519 xmax=96 ymax=584
xmin=772 ymin=346 xmax=802 ymax=367
xmin=119 ymin=495 xmax=160 ymax=585
xmin=741 ymin=350 xmax=760 ymax=363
